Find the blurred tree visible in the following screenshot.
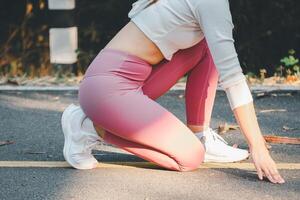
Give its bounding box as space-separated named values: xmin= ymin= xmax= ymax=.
xmin=0 ymin=0 xmax=299 ymax=77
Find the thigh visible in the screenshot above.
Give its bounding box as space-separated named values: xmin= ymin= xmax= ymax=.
xmin=79 ymin=76 xmax=204 ymax=167
xmin=142 ymin=38 xmax=208 ymax=100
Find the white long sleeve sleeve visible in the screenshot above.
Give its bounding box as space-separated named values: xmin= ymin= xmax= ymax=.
xmin=193 ymin=0 xmax=254 ymax=109
xmin=193 ymin=0 xmax=244 ymax=89
xmin=127 ymin=0 xmax=254 ymax=110
xmin=225 ymin=79 xmax=254 ymax=110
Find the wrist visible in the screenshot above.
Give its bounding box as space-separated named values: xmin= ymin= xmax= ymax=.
xmin=249 ymin=139 xmax=268 ymax=152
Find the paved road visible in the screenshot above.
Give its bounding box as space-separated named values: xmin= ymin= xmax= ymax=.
xmin=0 ymin=90 xmax=299 ymax=200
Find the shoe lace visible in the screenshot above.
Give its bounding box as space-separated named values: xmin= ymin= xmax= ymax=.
xmin=207 ymin=127 xmax=228 ymax=145
xmin=83 ymin=138 xmax=100 ymax=154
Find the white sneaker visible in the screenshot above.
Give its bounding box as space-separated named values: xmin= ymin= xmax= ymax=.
xmin=61 ymin=104 xmax=100 ymax=169
xmin=196 ymin=127 xmax=249 ymax=163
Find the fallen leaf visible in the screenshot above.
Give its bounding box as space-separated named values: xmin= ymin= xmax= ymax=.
xmin=7 ymin=79 xmax=20 ymax=85
xmin=178 ymin=94 xmax=184 ymax=99
xmin=255 ymin=92 xmax=271 ymax=99
xmin=271 ymin=93 xmax=292 ymax=97
xmin=263 ymin=135 xmax=300 ymax=145
xmin=286 ymin=75 xmax=298 ymax=83
xmin=0 ymin=140 xmax=15 ymax=146
xmin=218 ymin=122 xmax=239 ymax=134
xmin=282 ymin=125 xmax=296 ymax=131
xmin=52 ymin=96 xmax=60 ymax=100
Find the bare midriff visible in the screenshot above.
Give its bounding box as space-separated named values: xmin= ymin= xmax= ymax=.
xmin=103 ymin=20 xmax=165 ymax=65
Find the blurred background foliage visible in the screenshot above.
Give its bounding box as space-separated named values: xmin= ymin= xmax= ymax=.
xmin=0 ymin=0 xmax=299 ymax=81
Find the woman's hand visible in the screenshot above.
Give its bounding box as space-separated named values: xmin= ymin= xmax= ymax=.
xmin=232 ymin=100 xmax=285 ymax=184
xmin=250 ymin=145 xmax=285 ymax=184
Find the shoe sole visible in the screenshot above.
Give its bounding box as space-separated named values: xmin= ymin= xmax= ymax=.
xmin=61 ymin=104 xmax=96 ymax=170
xmin=204 ymin=153 xmax=250 ymax=163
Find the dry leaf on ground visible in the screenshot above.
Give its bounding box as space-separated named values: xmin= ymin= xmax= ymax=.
xmin=218 ymin=122 xmax=239 ymax=134
xmin=254 ymin=92 xmax=272 ymax=99
xmin=283 ymin=125 xmax=297 ymax=131
xmin=178 ymin=94 xmax=184 ymax=99
xmin=263 ymin=135 xmax=300 ymax=145
xmin=0 ymin=140 xmax=15 ymax=146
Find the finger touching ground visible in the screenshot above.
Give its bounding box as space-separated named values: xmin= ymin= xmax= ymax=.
xmin=263 ymin=167 xmax=282 ymax=184
xmin=270 ymin=169 xmax=285 ymax=184
xmin=254 ymin=163 xmax=263 ymax=180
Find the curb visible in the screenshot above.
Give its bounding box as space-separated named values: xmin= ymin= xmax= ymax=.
xmin=0 ymin=85 xmax=79 ymax=91
xmin=0 ymin=84 xmax=299 ymax=91
xmin=171 ymin=83 xmax=300 ymax=92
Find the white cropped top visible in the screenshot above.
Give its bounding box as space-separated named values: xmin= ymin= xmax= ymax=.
xmin=128 ymin=0 xmax=253 ymax=110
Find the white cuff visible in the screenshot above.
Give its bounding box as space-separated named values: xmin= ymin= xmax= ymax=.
xmin=225 ymin=79 xmax=253 ymax=110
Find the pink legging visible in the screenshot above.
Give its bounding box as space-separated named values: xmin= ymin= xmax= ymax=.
xmin=78 ymin=38 xmax=219 ymax=171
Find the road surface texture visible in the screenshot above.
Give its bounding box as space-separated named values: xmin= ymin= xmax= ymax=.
xmin=0 ymin=89 xmax=299 ymax=200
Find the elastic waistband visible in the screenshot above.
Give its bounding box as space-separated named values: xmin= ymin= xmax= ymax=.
xmin=83 ymin=47 xmax=153 ymax=80
xmin=99 ymin=48 xmax=151 ymax=66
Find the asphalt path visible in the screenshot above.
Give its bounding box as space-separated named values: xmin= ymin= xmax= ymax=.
xmin=0 ymin=90 xmax=299 ymax=200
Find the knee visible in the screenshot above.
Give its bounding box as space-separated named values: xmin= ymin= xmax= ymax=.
xmin=176 ymin=143 xmax=205 ymax=172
